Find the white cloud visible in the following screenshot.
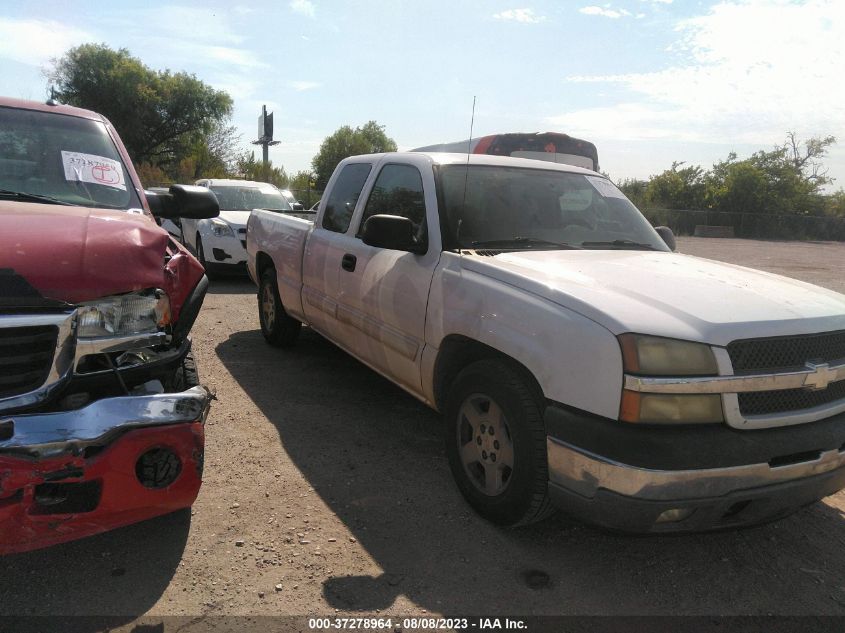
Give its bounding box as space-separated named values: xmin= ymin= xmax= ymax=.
xmin=204 ymin=46 xmax=267 ymax=69
xmin=0 ymin=18 xmax=93 ymax=67
xmin=492 ymin=8 xmax=546 ymax=23
xmin=288 ymin=80 xmax=321 ymax=92
xmin=290 ymin=0 xmax=316 ymax=18
xmin=552 ymin=0 xmax=845 ymax=146
xmin=579 ymin=6 xmax=631 ymax=18
xmin=146 ymin=6 xmax=244 ymax=45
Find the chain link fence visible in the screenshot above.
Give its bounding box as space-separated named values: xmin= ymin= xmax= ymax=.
xmin=640 ymin=208 xmax=845 ymax=241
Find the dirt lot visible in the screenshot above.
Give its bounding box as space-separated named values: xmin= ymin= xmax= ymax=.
xmin=3 ymin=237 xmax=845 ymax=624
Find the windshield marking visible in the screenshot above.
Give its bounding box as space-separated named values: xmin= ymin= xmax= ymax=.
xmin=61 ymin=151 xmax=126 ymax=191
xmin=584 ymin=175 xmax=625 ymax=199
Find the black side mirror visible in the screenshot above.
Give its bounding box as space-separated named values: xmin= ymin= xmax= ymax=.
xmin=360 ymin=214 xmax=422 ymax=253
xmin=145 ymin=185 xmax=219 ymax=220
xmin=145 ymin=190 xmax=179 ymax=219
xmin=655 ymin=226 xmax=676 ymax=251
xmin=292 ymin=202 xmax=304 ymax=211
xmin=170 ymin=184 xmax=219 ymax=219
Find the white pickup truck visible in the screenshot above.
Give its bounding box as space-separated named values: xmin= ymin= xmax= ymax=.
xmin=247 ymin=152 xmax=845 ymax=532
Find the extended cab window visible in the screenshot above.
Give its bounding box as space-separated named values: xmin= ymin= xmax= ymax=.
xmin=359 ymin=164 xmax=427 ymax=245
xmin=322 ymin=163 xmax=372 ymax=233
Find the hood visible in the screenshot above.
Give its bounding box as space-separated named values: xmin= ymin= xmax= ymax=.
xmin=218 ymin=210 xmax=252 ymax=227
xmin=462 ymin=250 xmax=845 ymax=346
xmin=0 ymin=202 xmax=169 ymax=304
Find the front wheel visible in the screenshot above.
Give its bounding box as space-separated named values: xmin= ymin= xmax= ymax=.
xmin=258 ymin=267 xmax=301 ymax=347
xmin=444 ymin=359 xmax=553 ymax=526
xmin=166 ymin=349 xmax=200 ymax=391
xmin=195 ymin=234 xmax=218 ymax=280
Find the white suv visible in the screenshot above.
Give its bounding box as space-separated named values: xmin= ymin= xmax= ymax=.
xmin=183 ymin=179 xmax=292 ymax=277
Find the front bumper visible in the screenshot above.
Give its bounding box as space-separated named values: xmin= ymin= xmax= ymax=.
xmin=204 ymin=231 xmax=247 ymax=267
xmin=0 ymin=386 xmax=210 ymax=554
xmin=545 ymin=404 xmax=845 ymax=532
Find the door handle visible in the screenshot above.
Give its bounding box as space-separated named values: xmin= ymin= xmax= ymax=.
xmin=341 ymin=253 xmax=357 ymax=272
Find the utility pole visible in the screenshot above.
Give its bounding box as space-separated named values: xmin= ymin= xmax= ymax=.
xmin=252 ymin=105 xmax=280 ymax=166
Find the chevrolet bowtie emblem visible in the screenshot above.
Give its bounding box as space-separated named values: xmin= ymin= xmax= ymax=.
xmin=803 ymin=362 xmax=837 ymax=391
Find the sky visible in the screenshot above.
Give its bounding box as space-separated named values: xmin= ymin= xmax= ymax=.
xmin=1 ymin=0 xmax=844 ymax=189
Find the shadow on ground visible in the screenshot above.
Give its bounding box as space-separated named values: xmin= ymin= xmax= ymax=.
xmin=216 ymin=328 xmax=845 ymax=616
xmin=206 ymin=277 xmax=255 ymax=295
xmin=0 ymin=509 xmax=191 ymax=620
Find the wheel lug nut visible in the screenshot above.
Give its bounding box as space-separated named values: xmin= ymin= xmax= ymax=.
xmin=476 ymin=437 xmax=482 ymax=445
xmin=482 ymin=450 xmax=488 ymax=460
xmin=480 ymin=424 xmax=486 ymax=433
xmin=491 ymin=453 xmax=497 ymax=462
xmin=489 ymin=427 xmax=495 ymax=435
xmin=494 ymin=440 xmax=499 ymax=449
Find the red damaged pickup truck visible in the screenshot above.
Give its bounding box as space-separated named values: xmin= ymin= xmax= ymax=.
xmin=0 ymin=97 xmax=219 ymax=554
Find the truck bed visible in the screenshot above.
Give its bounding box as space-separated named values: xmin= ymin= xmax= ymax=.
xmin=247 ymin=209 xmax=314 ymax=320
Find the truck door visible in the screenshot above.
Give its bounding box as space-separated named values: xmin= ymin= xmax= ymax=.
xmin=301 ymin=162 xmax=373 ymax=339
xmin=332 ymin=159 xmax=441 ymax=396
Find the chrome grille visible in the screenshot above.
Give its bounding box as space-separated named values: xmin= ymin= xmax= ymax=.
xmin=0 ymin=325 xmax=58 ymax=399
xmin=739 ymin=380 xmax=845 ymax=416
xmin=728 ymin=330 xmax=845 ymax=374
xmin=729 ymin=330 xmax=845 ymax=417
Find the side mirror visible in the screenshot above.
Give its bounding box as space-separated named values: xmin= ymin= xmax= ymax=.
xmin=145 ymin=185 xmax=219 ymax=220
xmin=360 ymin=214 xmax=422 ymax=253
xmin=292 ymin=202 xmax=304 ymax=211
xmin=655 ymin=226 xmax=676 ymax=251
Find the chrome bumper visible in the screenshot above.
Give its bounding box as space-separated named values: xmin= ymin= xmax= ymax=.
xmin=0 ymin=386 xmax=211 ymax=460
xmin=547 ymin=435 xmax=845 ymax=502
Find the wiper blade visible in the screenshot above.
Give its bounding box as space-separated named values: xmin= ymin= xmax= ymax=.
xmin=470 ymin=237 xmax=582 ymax=250
xmin=0 ymin=189 xmax=73 ymax=206
xmin=580 ymin=239 xmax=660 ymax=251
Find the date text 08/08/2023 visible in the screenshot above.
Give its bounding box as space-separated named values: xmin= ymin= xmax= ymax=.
xmin=307 ymin=617 xmax=528 ymax=630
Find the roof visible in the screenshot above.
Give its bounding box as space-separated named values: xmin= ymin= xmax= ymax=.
xmin=345 ymin=151 xmax=600 ymax=176
xmin=0 ymin=95 xmax=105 ymax=121
xmin=199 ymin=179 xmax=280 ymax=189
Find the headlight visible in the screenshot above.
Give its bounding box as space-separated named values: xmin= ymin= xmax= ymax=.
xmin=620 ymin=391 xmax=724 ymax=424
xmin=618 ymin=333 xmax=718 ymax=376
xmin=210 ymin=218 xmax=234 ymax=237
xmin=78 ymin=290 xmax=171 ymax=338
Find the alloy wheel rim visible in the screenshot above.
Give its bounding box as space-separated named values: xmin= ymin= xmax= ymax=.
xmin=262 ymin=285 xmax=276 ymax=328
xmin=457 ymin=393 xmax=514 ymax=496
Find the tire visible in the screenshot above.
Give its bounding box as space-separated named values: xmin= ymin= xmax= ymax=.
xmin=168 ymin=349 xmax=200 ymax=391
xmin=196 ymin=234 xmax=218 ymax=280
xmin=444 ymin=359 xmax=554 ymax=527
xmin=258 ymin=267 xmax=301 ymax=347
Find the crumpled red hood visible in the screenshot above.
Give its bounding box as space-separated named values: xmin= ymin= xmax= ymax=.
xmin=0 ymin=202 xmax=168 ymax=304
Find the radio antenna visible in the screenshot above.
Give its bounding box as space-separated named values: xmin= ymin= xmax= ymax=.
xmin=459 ymin=96 xmax=477 ymax=228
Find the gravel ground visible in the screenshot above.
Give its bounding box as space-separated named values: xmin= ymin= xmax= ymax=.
xmin=3 ymin=237 xmax=845 ymax=625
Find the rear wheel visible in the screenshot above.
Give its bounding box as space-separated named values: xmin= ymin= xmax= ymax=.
xmin=444 ymin=359 xmax=553 ymax=526
xmin=259 ymin=267 xmax=301 ymax=347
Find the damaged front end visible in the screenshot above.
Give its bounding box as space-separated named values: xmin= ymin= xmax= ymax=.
xmin=0 ymin=264 xmax=212 ymax=555
xmin=0 ymin=387 xmax=209 ymax=555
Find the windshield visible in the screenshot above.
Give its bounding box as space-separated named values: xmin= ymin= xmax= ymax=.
xmin=0 ymin=106 xmax=141 ymax=210
xmin=210 ymin=185 xmax=292 ymax=211
xmin=438 ymin=165 xmax=669 ymax=252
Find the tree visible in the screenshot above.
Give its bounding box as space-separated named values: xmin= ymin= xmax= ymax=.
xmin=288 ymin=170 xmax=319 ymax=207
xmin=48 ymin=44 xmax=233 ymax=174
xmin=235 ymin=152 xmax=289 ymax=188
xmin=783 ymin=132 xmax=836 ymax=185
xmin=644 ymin=162 xmax=706 ymax=209
xmin=312 ymin=121 xmax=397 ymax=189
